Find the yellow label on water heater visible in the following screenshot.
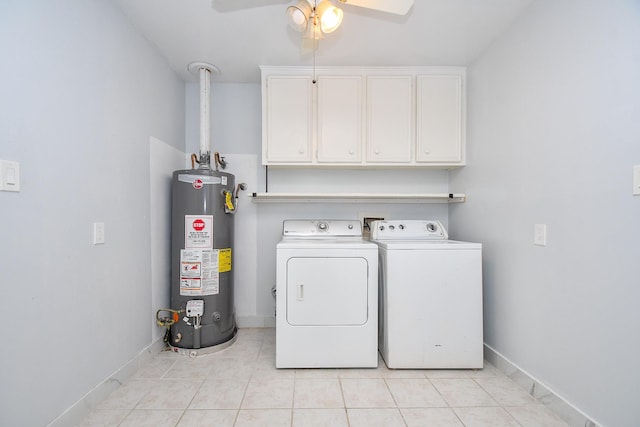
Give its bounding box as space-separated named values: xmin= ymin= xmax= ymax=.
xmin=225 ymin=191 xmax=235 ymax=210
xmin=218 ymin=248 xmax=231 ymax=272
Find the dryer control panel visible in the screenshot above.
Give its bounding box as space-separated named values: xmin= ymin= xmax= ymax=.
xmin=282 ymin=220 xmax=362 ymax=238
xmin=370 ymin=220 xmax=448 ymax=240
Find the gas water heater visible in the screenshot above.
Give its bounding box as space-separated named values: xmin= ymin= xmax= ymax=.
xmin=170 ymin=168 xmax=238 ymax=351
xmin=166 ymin=62 xmax=244 ymax=354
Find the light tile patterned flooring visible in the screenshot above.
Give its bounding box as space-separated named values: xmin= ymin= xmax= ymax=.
xmin=79 ymin=328 xmax=568 ymax=427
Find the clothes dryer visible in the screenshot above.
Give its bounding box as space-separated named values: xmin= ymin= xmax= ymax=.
xmin=370 ymin=220 xmax=483 ymax=369
xmin=276 ymin=220 xmax=378 ymax=368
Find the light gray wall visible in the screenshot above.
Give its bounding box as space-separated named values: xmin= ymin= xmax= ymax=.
xmin=0 ymin=1 xmax=184 ymax=425
xmin=185 ymin=82 xmax=451 ymax=324
xmin=449 ymin=0 xmax=640 ymax=425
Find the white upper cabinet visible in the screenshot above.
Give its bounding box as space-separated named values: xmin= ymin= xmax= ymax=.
xmin=317 ymin=76 xmax=363 ymax=163
xmin=416 ymin=75 xmax=463 ymax=163
xmin=366 ymin=75 xmax=413 ymax=163
xmin=261 ymin=66 xmax=465 ymax=167
xmin=263 ymin=75 xmax=313 ymax=163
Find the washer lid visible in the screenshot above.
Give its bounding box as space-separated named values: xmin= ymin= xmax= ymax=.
xmin=282 ymin=219 xmax=362 ymax=238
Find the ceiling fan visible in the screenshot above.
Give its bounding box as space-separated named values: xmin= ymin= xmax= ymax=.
xmin=291 ymin=0 xmax=416 ymax=53
xmin=315 ymin=0 xmax=414 ymax=16
xmin=213 ymin=0 xmax=413 ymax=15
xmin=214 ymin=0 xmax=414 ymax=48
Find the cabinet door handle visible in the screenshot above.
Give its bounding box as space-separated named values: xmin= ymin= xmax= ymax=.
xmin=298 ymin=148 xmax=305 ymax=154
xmin=297 ymin=283 xmax=304 ymax=301
xmin=349 ymin=149 xmax=354 ymax=155
xmin=375 ymin=149 xmax=380 ymax=154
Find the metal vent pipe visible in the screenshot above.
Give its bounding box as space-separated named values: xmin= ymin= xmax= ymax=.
xmin=188 ymin=62 xmax=220 ymax=168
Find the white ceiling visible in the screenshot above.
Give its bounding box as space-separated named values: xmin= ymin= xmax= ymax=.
xmin=113 ymin=0 xmax=535 ymax=83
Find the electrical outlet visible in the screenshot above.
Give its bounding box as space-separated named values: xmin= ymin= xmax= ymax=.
xmin=534 ymin=224 xmax=547 ymax=246
xmin=359 ymin=212 xmax=388 ymax=238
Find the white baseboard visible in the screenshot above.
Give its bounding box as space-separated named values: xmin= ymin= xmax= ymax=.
xmin=47 ymin=338 xmax=166 ymax=427
xmin=484 ymin=344 xmax=600 ymax=427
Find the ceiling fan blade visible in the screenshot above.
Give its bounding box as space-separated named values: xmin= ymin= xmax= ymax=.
xmin=211 ymin=0 xmax=289 ymax=12
xmin=337 ymin=0 xmax=414 ymax=15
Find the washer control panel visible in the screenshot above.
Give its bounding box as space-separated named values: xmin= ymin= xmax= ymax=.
xmin=370 ymin=220 xmax=448 ymax=240
xmin=282 ymin=219 xmax=362 ymax=238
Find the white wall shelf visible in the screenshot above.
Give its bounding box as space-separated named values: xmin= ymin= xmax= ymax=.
xmin=249 ymin=192 xmax=466 ymax=204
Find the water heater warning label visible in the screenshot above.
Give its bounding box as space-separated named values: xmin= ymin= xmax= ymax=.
xmin=180 ymin=249 xmax=219 ymax=296
xmin=218 ymin=248 xmax=231 ymax=272
xmin=185 ymin=215 xmax=213 ymax=248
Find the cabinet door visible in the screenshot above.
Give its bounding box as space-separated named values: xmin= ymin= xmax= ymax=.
xmin=317 ymin=76 xmax=363 ymax=163
xmin=416 ymin=75 xmax=463 ymax=163
xmin=264 ymin=76 xmax=313 ymax=163
xmin=366 ymin=76 xmax=413 ymax=163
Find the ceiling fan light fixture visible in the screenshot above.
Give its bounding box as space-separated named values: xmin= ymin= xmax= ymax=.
xmin=286 ymin=0 xmax=313 ymax=32
xmin=315 ymin=0 xmax=343 ymax=33
xmin=302 ymin=15 xmax=323 ymax=40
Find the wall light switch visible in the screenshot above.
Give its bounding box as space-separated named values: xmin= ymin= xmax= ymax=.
xmin=0 ymin=159 xmax=20 ymax=192
xmin=534 ymin=224 xmax=547 ymax=246
xmin=633 ymin=165 xmax=640 ymax=196
xmin=93 ymin=222 xmax=105 ymax=245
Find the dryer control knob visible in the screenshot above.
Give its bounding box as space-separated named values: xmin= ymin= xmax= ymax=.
xmin=426 ymin=223 xmax=438 ymax=232
xmin=379 ymin=225 xmax=385 ymax=231
xmin=399 ymin=224 xmax=405 ymax=230
xmin=318 ymin=222 xmax=328 ymax=231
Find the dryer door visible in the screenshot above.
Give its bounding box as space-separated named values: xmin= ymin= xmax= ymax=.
xmin=286 ymin=257 xmax=369 ymax=326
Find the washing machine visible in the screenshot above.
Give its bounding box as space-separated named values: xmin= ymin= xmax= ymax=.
xmin=276 ymin=219 xmax=378 ymax=368
xmin=370 ymin=220 xmax=483 ymax=369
